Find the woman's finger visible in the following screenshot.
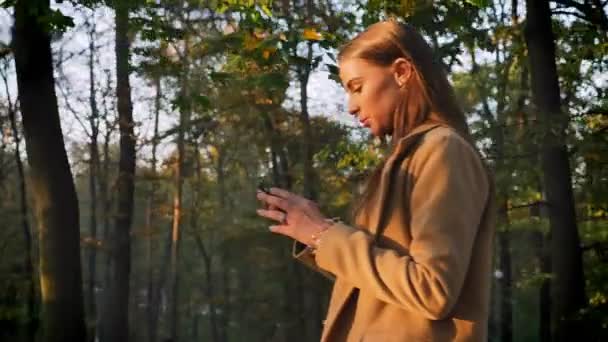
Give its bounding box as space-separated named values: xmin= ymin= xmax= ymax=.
xmin=257 ymin=191 xmax=290 ymax=211
xmin=270 ymin=187 xmax=310 ymax=206
xmin=269 ymin=224 xmax=293 ymax=237
xmin=256 ymin=209 xmax=286 ymax=223
xmin=269 ymin=187 xmax=293 ymax=199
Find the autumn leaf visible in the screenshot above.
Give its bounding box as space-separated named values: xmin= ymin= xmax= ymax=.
xmin=262 ymin=47 xmax=277 ymax=60
xmin=303 ymin=28 xmax=323 ymax=41
xmin=243 ymin=32 xmax=261 ymax=51
xmin=253 ymin=29 xmax=269 ymax=39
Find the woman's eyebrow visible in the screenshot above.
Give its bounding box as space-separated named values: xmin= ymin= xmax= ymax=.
xmin=345 ymin=77 xmax=363 ymax=90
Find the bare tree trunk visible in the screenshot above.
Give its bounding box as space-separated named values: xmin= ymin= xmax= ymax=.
xmin=296 ymin=30 xmax=323 ymax=342
xmin=206 ymin=145 xmax=222 ymax=342
xmin=2 ymin=59 xmax=37 ymax=342
xmin=524 ymin=1 xmax=587 ymax=340
xmin=101 ymin=120 xmax=112 ymax=301
xmin=533 ymin=228 xmax=552 ymax=342
xmin=12 ymin=1 xmax=86 ymax=341
xmin=495 ymin=37 xmax=513 ymax=342
xmin=99 ymin=2 xmax=136 ymax=341
xmin=220 ymin=259 xmax=231 ymax=342
xmin=99 ymin=100 xmax=113 ymax=338
xmin=146 ymin=74 xmax=162 ymax=342
xmin=497 ymin=223 xmax=512 ymax=342
xmin=149 ymin=228 xmax=172 ymax=342
xmin=86 ymin=16 xmax=101 ymax=336
xmin=193 ymin=233 xmax=220 ymax=342
xmin=169 ymin=78 xmax=188 ymax=342
xmin=298 ymin=40 xmax=317 ymax=201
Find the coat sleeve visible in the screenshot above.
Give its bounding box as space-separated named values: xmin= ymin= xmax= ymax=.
xmin=292 ymin=241 xmax=336 ymax=281
xmin=313 ymin=132 xmax=490 ymax=320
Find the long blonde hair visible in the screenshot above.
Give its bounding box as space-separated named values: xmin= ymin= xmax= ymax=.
xmin=339 ymin=20 xmax=473 ymax=221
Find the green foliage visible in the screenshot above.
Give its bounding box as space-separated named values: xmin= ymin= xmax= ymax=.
xmin=465 ymin=0 xmax=490 ymax=8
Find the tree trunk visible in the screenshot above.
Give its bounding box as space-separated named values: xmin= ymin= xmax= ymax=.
xmin=298 ymin=40 xmax=317 ymax=201
xmin=100 ymin=119 xmax=112 ymax=309
xmin=12 ymin=1 xmax=86 ymax=341
xmin=169 ymin=78 xmax=188 ymax=342
xmin=208 ymin=145 xmax=229 ymax=342
xmin=210 ymin=147 xmax=222 ymax=342
xmin=149 ymin=228 xmax=173 ymax=342
xmin=187 ymin=139 xmax=221 ymax=342
xmin=99 ymin=2 xmax=136 ymax=341
xmin=524 ymin=1 xmax=587 ymax=341
xmin=193 ymin=233 xmax=220 ymax=342
xmin=220 ymin=259 xmax=231 ymax=342
xmin=146 ymin=74 xmax=162 ymax=342
xmin=86 ymin=16 xmax=101 ymax=336
xmin=99 ymin=113 xmax=113 ymax=342
xmin=533 ymin=229 xmax=552 ymax=342
xmin=4 ymin=61 xmax=37 ymax=342
xmin=498 ymin=226 xmax=513 ymax=342
xmin=495 ymin=33 xmax=513 ymax=342
xmin=297 ymin=36 xmax=324 ymax=342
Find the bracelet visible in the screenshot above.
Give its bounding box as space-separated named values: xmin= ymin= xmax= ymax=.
xmin=308 ymin=217 xmax=341 ymax=255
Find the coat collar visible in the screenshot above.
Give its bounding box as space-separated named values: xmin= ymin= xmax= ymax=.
xmin=366 ymin=121 xmax=446 ymax=237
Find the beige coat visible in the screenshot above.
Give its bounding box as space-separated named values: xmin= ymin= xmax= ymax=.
xmin=293 ymin=122 xmax=496 ymax=341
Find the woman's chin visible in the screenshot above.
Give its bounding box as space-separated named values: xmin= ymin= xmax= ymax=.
xmin=368 ymin=126 xmax=385 ymax=138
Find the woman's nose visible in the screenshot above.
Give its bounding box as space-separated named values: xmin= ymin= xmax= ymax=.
xmin=347 ymin=100 xmax=359 ymax=116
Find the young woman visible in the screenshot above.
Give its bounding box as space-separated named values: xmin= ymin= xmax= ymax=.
xmin=256 ymin=20 xmax=495 ymax=342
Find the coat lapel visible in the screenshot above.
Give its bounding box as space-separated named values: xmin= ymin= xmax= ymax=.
xmin=368 ymin=122 xmax=444 ymax=238
xmin=320 ymin=122 xmax=444 ymax=342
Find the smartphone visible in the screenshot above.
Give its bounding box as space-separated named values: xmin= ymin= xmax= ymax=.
xmin=257 ymin=181 xmax=271 ymax=195
xmin=257 ymin=180 xmax=283 ymax=212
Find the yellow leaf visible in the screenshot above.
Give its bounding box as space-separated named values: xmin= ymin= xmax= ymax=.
xmin=208 ymin=145 xmax=219 ymax=159
xmin=303 ymin=28 xmax=323 ymax=41
xmin=243 ymin=33 xmax=260 ymax=51
xmin=253 ymin=29 xmax=268 ymax=39
xmin=262 ymin=47 xmax=276 ymax=59
xmin=255 ymin=97 xmax=273 ymax=104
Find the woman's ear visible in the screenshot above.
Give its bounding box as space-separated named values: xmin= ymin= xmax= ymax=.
xmin=392 ymin=57 xmax=412 ymax=88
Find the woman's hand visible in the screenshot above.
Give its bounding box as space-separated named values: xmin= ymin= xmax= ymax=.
xmin=256 ymin=187 xmax=332 ymax=246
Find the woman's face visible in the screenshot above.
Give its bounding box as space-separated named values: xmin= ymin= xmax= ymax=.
xmin=339 ymin=57 xmax=406 ymax=137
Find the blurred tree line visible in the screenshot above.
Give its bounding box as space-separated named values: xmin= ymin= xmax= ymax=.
xmin=0 ymin=0 xmax=606 ymax=342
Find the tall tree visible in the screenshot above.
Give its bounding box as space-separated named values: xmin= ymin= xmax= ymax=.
xmin=99 ymin=1 xmax=136 ymax=341
xmin=12 ymin=0 xmax=86 ymax=341
xmin=1 ymin=57 xmax=37 ymax=342
xmin=85 ymin=15 xmax=101 ymax=334
xmin=524 ymin=0 xmax=587 ymax=340
xmin=169 ymin=59 xmax=188 ymax=342
xmin=145 ymin=73 xmax=162 ymax=342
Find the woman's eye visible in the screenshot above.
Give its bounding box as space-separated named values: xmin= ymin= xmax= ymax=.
xmin=353 ymin=86 xmax=362 ymax=93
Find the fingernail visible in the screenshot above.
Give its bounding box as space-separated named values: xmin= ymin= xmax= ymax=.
xmin=268 ymin=226 xmax=277 ymax=232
